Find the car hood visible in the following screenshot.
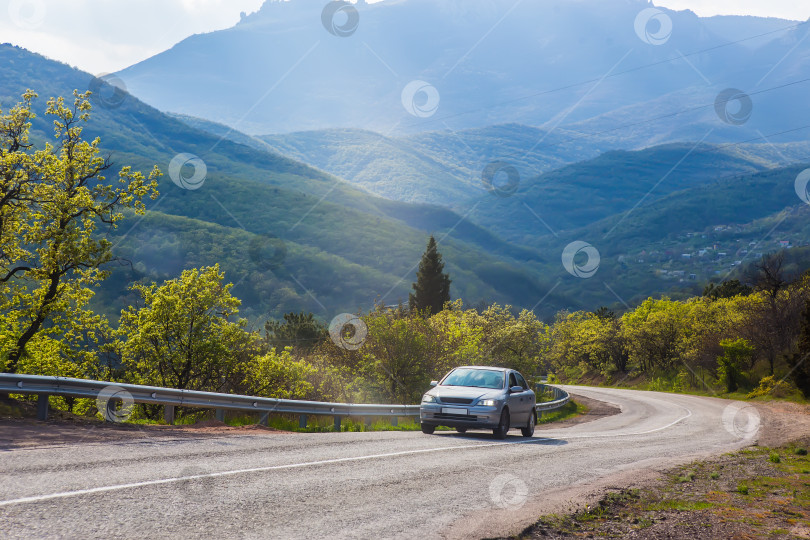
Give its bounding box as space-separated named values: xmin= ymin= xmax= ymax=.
xmin=429 ymin=386 xmax=503 ymax=400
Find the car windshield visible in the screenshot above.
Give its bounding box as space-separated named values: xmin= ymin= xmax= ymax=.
xmin=441 ymin=368 xmax=504 ymax=389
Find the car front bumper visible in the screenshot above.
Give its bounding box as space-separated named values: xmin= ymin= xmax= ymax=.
xmin=419 ymin=403 xmax=501 ymax=429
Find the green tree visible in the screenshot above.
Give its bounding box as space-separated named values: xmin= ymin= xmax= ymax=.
xmin=118 ymin=265 xmax=256 ymax=393
xmin=243 ymin=347 xmax=317 ymax=400
xmin=0 ymin=90 xmax=160 ymax=373
xmin=703 ymin=279 xmax=752 ymax=300
xmin=264 ymin=312 xmax=327 ymax=352
xmin=358 ymin=304 xmax=437 ymax=403
xmin=478 ymin=304 xmax=547 ymax=376
xmin=717 ymin=338 xmax=753 ymax=393
xmin=748 ymin=253 xmax=795 ymax=375
xmin=786 ymin=300 xmax=810 ymax=398
xmin=622 ymin=298 xmax=687 ymax=373
xmin=593 ymin=306 xmax=616 ymax=320
xmin=409 ymin=235 xmax=451 ymax=316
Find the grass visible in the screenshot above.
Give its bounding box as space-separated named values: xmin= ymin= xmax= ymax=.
xmin=677 ymin=470 xmax=696 ymax=483
xmin=224 ymin=414 xmax=431 ymax=433
xmin=647 ymin=499 xmax=713 ymax=511
xmin=3 ymin=394 xmax=588 ymax=433
xmin=537 ymin=400 xmax=587 ymax=425
xmin=124 ymin=411 xmax=431 ymax=433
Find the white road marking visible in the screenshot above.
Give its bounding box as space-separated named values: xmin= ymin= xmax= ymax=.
xmin=562 ymin=405 xmax=694 ymax=439
xmin=0 ymin=438 xmax=550 ymax=507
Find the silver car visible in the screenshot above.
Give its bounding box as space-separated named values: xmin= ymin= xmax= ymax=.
xmin=419 ymin=366 xmax=536 ymax=439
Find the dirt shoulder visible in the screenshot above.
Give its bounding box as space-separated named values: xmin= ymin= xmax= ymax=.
xmin=507 ymin=439 xmax=810 ymax=539
xmin=0 ymin=398 xmax=290 ymax=450
xmin=0 ymin=417 xmax=289 ymax=450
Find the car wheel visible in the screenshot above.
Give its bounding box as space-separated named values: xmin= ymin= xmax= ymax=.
xmin=493 ymin=408 xmax=510 ymax=439
xmin=456 ymin=427 xmax=467 ymax=433
xmin=421 ymin=423 xmax=435 ymax=434
xmin=521 ymin=412 xmax=536 ymax=437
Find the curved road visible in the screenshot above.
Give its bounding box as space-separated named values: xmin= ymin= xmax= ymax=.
xmin=0 ymin=386 xmax=764 ymax=539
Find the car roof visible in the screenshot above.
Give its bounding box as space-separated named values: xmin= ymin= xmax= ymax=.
xmin=453 ymin=366 xmax=510 ymax=373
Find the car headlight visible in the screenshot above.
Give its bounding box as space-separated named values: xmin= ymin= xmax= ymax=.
xmin=477 ymin=399 xmax=497 ymax=407
xmin=422 ymin=394 xmax=436 ymax=403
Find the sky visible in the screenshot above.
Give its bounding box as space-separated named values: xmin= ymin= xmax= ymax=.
xmin=1 ymin=0 xmax=808 ymax=75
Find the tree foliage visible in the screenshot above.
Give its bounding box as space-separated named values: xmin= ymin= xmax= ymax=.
xmin=243 ymin=347 xmax=317 ymax=400
xmin=786 ymin=300 xmax=810 ymax=398
xmin=264 ymin=311 xmax=327 ymax=352
xmin=0 ymin=90 xmax=160 ymax=373
xmin=409 ymin=235 xmax=451 ymax=316
xmin=118 ymin=265 xmax=256 ymax=392
xmin=717 ymin=338 xmax=754 ymax=393
xmin=703 ymin=279 xmax=752 ymax=300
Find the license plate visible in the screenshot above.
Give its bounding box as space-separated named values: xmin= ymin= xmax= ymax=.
xmin=442 ymin=407 xmax=467 ymax=415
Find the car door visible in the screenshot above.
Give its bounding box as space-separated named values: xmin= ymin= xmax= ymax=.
xmin=506 ymin=371 xmax=528 ymax=425
xmin=514 ymin=372 xmax=534 ymax=422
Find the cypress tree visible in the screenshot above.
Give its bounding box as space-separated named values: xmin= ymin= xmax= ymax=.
xmin=409 ymin=235 xmax=451 ymax=315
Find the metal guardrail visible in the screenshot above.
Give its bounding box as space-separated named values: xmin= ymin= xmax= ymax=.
xmin=0 ymin=373 xmax=418 ymax=429
xmin=0 ymin=373 xmax=571 ymax=429
xmin=534 ymin=383 xmax=570 ymax=413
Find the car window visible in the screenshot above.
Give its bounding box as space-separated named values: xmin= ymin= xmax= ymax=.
xmin=441 ymin=368 xmax=504 ymax=389
xmin=515 ymin=373 xmax=528 ymax=390
xmin=508 ymin=372 xmax=518 ymax=388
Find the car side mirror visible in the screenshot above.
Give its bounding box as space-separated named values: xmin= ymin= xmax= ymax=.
xmin=510 ymin=385 xmax=523 ymax=393
xmin=429 ymin=380 xmax=438 ymax=387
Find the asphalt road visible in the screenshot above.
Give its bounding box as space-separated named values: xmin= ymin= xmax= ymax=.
xmin=0 ymin=386 xmax=763 ymax=539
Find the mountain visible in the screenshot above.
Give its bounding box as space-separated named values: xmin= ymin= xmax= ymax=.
xmin=0 ymin=44 xmax=570 ymax=322
xmin=176 ymin=114 xmax=810 ymax=208
xmin=173 ymin=116 xmax=609 ymax=204
xmin=464 ymin=141 xmax=810 ymax=247
xmin=176 ymin=107 xmax=810 ymax=260
xmin=526 ymin=163 xmax=810 ymax=310
xmin=118 ymin=0 xmax=810 ymax=148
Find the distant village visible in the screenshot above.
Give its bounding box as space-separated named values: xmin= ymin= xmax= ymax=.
xmin=617 ymin=223 xmax=809 ymax=283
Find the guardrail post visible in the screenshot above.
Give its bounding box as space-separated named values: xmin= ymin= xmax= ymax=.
xmin=215 ymin=408 xmax=225 ymax=422
xmin=364 ymin=417 xmax=372 ymax=428
xmin=391 ymin=416 xmax=398 ymax=427
xmin=260 ymin=412 xmax=269 ymax=426
xmin=333 ymin=416 xmax=341 ymax=431
xmin=164 ymin=405 xmax=175 ymax=425
xmin=299 ymin=414 xmax=307 ymax=429
xmin=37 ymin=394 xmax=49 ymax=421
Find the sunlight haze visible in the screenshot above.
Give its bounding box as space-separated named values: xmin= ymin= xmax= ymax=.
xmin=0 ymin=0 xmax=807 ymax=74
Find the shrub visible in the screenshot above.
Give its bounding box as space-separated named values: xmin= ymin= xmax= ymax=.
xmin=746 ymin=375 xmax=788 ymax=399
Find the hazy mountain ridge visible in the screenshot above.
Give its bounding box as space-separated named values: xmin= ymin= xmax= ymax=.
xmin=175 ymin=107 xmax=810 ymax=254
xmin=118 ymin=0 xmax=810 ymax=147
